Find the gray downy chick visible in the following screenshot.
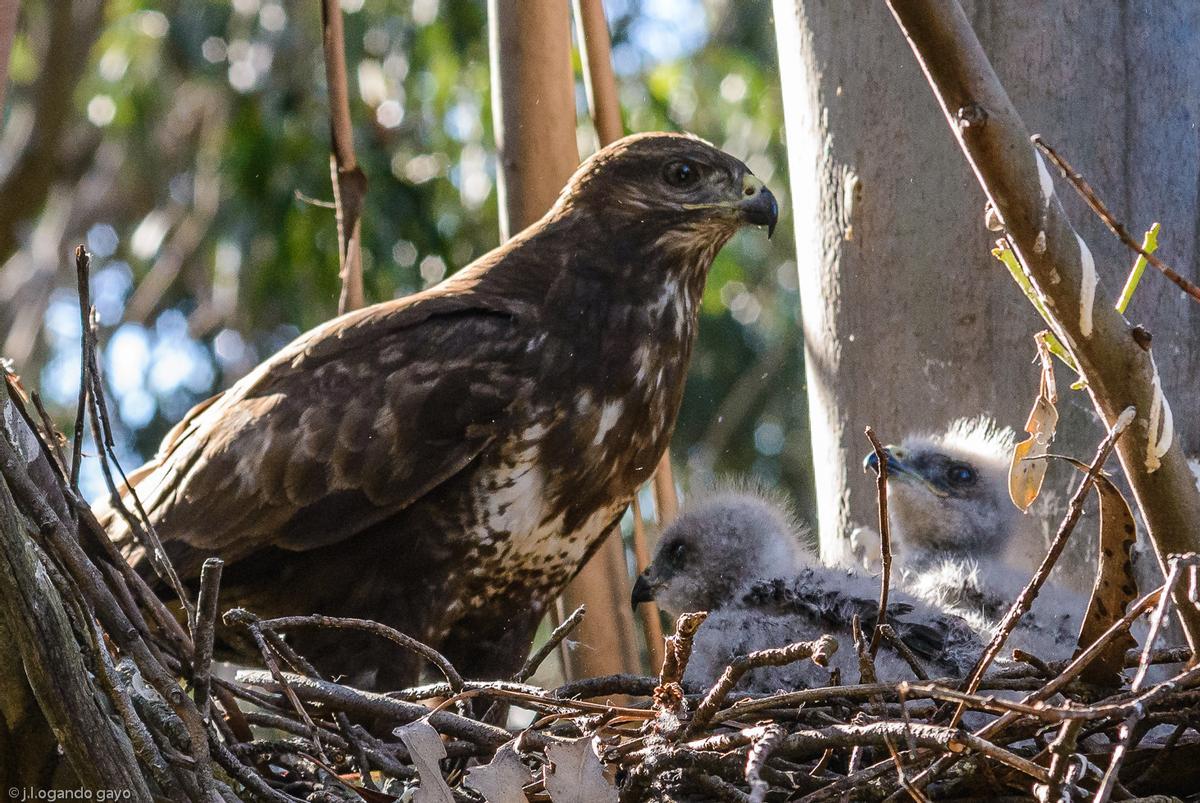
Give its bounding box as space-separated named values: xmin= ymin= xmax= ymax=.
xmin=863 ymin=418 xmax=1095 ymax=662
xmin=632 ymin=487 xmax=982 ymax=692
xmin=862 ymin=417 xmax=1031 ymax=572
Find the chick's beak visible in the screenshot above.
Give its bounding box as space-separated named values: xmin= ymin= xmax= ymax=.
xmin=631 ymin=573 xmax=660 ymax=610
xmin=738 ymin=175 xmax=779 ymax=238
xmin=863 ymin=447 xmax=949 ymax=498
xmin=863 ymin=448 xmax=904 ymax=476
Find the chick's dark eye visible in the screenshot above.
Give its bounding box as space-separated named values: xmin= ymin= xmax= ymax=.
xmin=667 ymin=540 xmax=688 ymax=560
xmin=946 ymin=464 xmax=976 ymax=486
xmin=663 ymin=160 xmax=700 ymax=188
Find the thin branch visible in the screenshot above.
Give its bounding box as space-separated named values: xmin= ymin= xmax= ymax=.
xmin=864 ymin=426 xmax=892 ymax=656
xmin=319 ymin=0 xmax=366 ymax=313
xmin=70 ymin=246 xmax=89 ymax=489
xmin=1092 ymin=554 xmax=1198 ymax=803
xmin=517 ymin=603 xmax=586 ymax=682
xmin=877 ymin=624 xmax=929 ymax=682
xmin=191 ymin=558 xmax=222 ymax=723
xmin=1032 ymin=136 xmax=1200 ymax=305
xmin=260 ymin=612 xmax=465 ymax=693
xmin=223 ymin=609 xmax=330 ymax=764
xmin=744 ymin=724 xmax=786 ymax=803
xmin=685 ymin=636 xmax=836 ymax=737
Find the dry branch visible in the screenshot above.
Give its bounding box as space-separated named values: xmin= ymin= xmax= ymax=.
xmin=885 ymin=0 xmax=1200 ymax=646
xmin=319 ymin=0 xmax=366 ymax=314
xmin=864 ymin=427 xmax=892 ymax=656
xmin=0 ymin=395 xmax=150 ymax=796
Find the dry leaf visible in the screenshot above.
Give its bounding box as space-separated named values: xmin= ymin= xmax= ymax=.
xmin=1009 ymin=337 xmax=1059 ymax=511
xmin=395 ymin=718 xmax=455 ymax=803
xmin=464 ymin=740 xmax=531 ymax=803
xmin=543 ymin=736 xmax=617 ymax=803
xmin=1073 ymin=468 xmax=1139 ymax=684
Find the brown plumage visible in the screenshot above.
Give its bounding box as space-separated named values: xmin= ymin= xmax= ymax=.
xmin=96 ymin=132 xmax=778 ymax=689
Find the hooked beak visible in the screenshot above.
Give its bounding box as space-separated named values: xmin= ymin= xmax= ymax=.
xmin=863 ymin=447 xmax=948 ymax=498
xmin=631 ymin=573 xmax=661 ymax=609
xmin=738 ymin=175 xmax=779 ymax=238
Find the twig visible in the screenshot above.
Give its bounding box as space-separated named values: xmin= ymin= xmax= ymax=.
xmin=191 ymin=558 xmax=222 ymax=723
xmin=686 ymin=771 xmax=753 ymax=803
xmin=685 ymin=636 xmax=836 ymax=737
xmin=234 ymin=669 xmax=516 ymax=748
xmin=554 ymin=673 xmax=661 ymax=700
xmin=683 ymin=721 xmax=1051 ymax=785
xmin=745 ymin=724 xmax=786 ymax=803
xmin=260 ymin=612 xmax=464 ymax=692
xmin=208 ymin=736 xmax=301 ymax=803
xmin=28 ymin=391 xmax=67 ymax=476
xmin=659 ymin=612 xmax=708 ymax=690
xmin=224 ymin=609 xmax=330 ymax=763
xmin=864 ymin=427 xmax=892 ymax=655
xmin=78 ymin=282 xmax=193 ymax=623
xmin=1032 ymin=136 xmax=1200 ymax=305
xmin=516 ymin=603 xmax=586 ymax=682
xmin=319 ymin=0 xmax=366 ymax=314
xmin=1041 ymin=719 xmax=1083 ymax=803
xmin=878 ymin=624 xmax=929 ymax=681
xmin=70 ymin=245 xmax=89 ymax=489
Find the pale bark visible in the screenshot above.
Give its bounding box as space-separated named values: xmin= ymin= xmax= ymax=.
xmin=773 ymin=1 xmax=1200 ymax=571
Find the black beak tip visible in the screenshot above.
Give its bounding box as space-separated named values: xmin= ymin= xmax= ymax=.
xmin=740 ymin=187 xmax=779 ymax=238
xmin=631 ymin=575 xmax=655 ymax=610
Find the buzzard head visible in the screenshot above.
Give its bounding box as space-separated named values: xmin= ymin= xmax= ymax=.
xmin=555 ymin=132 xmax=778 ymax=253
xmin=631 ymin=487 xmax=809 ymax=616
xmin=863 ymin=418 xmax=1021 ymax=566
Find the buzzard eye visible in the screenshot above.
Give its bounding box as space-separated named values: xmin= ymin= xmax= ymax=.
xmin=945 ymin=463 xmax=976 ymax=487
xmin=663 ymin=160 xmax=700 ymax=188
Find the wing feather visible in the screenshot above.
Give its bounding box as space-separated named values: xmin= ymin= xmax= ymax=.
xmin=98 ymin=295 xmax=528 ymax=577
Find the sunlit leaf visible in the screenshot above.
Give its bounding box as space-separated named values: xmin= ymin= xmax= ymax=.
xmin=1009 ymin=340 xmax=1059 ymax=511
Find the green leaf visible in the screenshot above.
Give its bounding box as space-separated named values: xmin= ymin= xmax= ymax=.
xmin=1115 ymin=222 xmax=1160 ymax=315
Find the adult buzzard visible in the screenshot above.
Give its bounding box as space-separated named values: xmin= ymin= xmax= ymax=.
xmin=97 ymin=132 xmax=778 ymax=689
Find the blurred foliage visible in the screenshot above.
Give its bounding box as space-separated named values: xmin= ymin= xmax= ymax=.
xmin=1 ymin=0 xmax=812 ymax=517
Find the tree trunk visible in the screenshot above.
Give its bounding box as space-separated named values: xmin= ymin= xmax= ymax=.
xmin=773 ymin=1 xmax=1200 ymax=567
xmin=488 ymin=0 xmax=642 ymax=679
